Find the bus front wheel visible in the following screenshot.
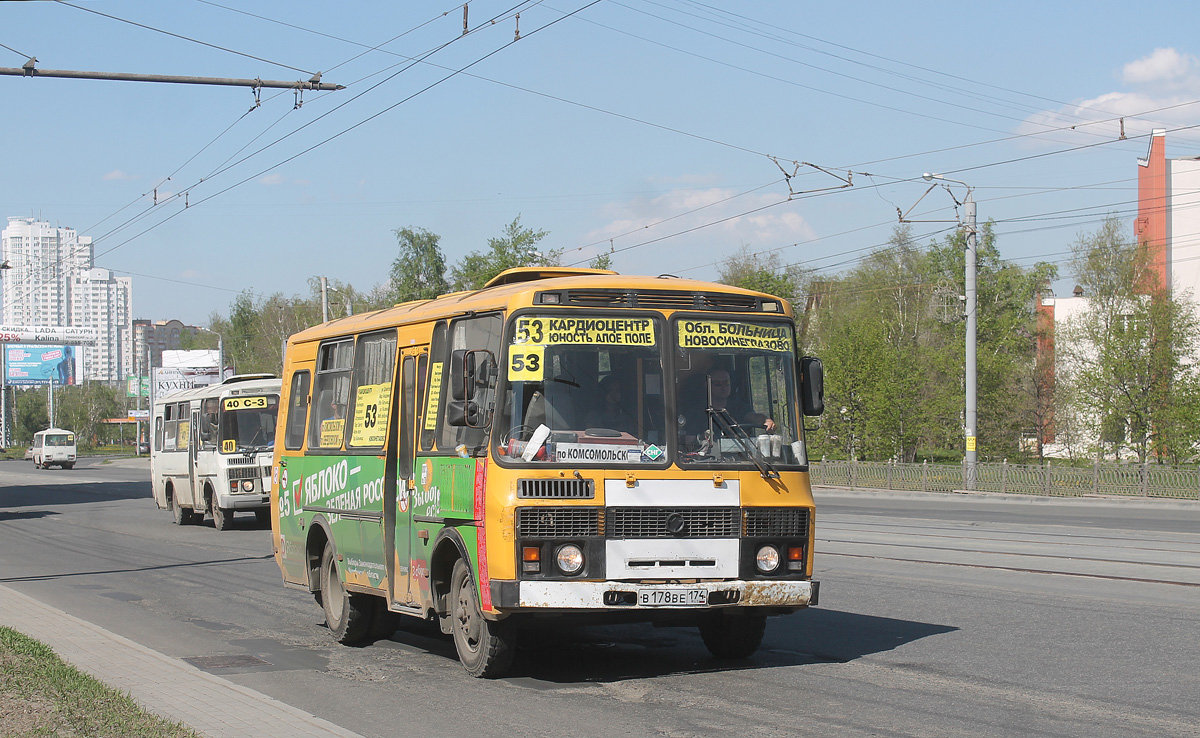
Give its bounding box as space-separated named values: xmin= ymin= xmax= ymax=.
xmin=212 ymin=502 xmax=233 ymax=531
xmin=449 ymin=558 xmax=515 ymax=678
xmin=319 ymin=542 xmax=372 ymax=645
xmin=699 ymin=608 xmax=767 ymax=660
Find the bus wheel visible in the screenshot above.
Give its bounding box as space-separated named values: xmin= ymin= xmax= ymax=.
xmin=699 ymin=609 xmax=767 ymax=660
xmin=254 ymin=509 xmax=271 ymax=527
xmin=213 ymin=503 xmax=233 ymax=531
xmin=319 ymin=541 xmax=372 ymax=644
xmin=169 ymin=492 xmax=188 ymax=526
xmin=449 ymin=558 xmax=515 ymax=678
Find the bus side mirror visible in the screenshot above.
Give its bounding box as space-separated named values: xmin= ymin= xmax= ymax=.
xmin=450 ymin=349 xmax=476 ymax=402
xmin=799 ymin=356 xmax=825 ymax=416
xmin=448 ymin=349 xmax=495 ymax=428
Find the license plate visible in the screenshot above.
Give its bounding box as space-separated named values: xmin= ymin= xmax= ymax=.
xmin=637 ymin=588 xmax=707 ymax=607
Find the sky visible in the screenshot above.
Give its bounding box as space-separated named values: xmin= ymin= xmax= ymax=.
xmin=2 ymin=0 xmax=1200 ymax=326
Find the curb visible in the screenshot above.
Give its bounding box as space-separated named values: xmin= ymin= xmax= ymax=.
xmin=0 ymin=584 xmax=361 ymax=738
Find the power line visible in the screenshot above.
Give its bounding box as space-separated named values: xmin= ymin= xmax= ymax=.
xmin=12 ymin=1 xmax=603 ymax=311
xmin=52 ymin=0 xmax=317 ymax=75
xmin=2 ymin=2 xmax=556 ymax=314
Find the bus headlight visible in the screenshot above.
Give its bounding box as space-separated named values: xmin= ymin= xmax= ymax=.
xmin=755 ymin=545 xmax=781 ymax=574
xmin=555 ymin=544 xmax=585 ymax=575
xmin=241 ymin=480 xmax=255 ymax=492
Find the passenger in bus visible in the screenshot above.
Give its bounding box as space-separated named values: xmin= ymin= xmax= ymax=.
xmin=679 ymin=368 xmax=774 ymax=449
xmin=201 ymin=398 xmax=219 ymax=445
xmin=585 ymin=375 xmax=637 ymax=434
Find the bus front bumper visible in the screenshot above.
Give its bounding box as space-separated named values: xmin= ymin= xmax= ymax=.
xmin=491 ymin=579 xmax=818 ymax=611
xmin=215 ymin=492 xmax=270 ymax=510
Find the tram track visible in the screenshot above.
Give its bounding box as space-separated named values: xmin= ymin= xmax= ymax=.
xmin=817 ymin=535 xmax=1200 ymax=571
xmin=816 ymin=549 xmax=1200 ymax=587
xmin=820 ymin=516 xmax=1200 ymax=549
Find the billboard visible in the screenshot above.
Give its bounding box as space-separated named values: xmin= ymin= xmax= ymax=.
xmin=152 ymin=350 xmax=221 ymax=402
xmin=0 ymin=325 xmax=97 ymax=345
xmin=5 ymin=344 xmax=80 ymax=386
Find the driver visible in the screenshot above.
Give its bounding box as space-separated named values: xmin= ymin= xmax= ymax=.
xmin=679 ymin=368 xmax=774 ymax=450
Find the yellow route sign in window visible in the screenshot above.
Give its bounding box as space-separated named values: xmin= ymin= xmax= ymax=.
xmin=350 ymin=382 xmax=391 ymax=447
xmin=677 ymin=320 xmax=793 ymax=352
xmin=424 ymin=363 xmax=443 ymax=431
xmin=508 ymin=345 xmax=545 ymax=382
xmin=223 ymin=396 xmax=268 ymax=411
xmin=512 ymin=316 xmax=655 ymax=346
xmin=320 ymin=418 xmax=345 ymax=448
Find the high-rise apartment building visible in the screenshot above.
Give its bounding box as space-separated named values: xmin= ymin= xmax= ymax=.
xmin=1 ymin=217 xmax=133 ymax=382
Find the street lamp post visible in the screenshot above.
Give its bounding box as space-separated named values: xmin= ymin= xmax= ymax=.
xmin=924 ymin=173 xmax=978 ymax=490
xmin=194 ymin=327 xmax=225 ymax=382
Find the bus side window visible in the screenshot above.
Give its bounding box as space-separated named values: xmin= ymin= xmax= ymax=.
xmin=154 ymin=416 xmax=163 ymax=452
xmin=284 ymin=370 xmax=311 ymax=450
xmin=309 ymin=339 xmax=354 ymax=450
xmin=347 ymin=330 xmax=397 ymax=451
xmin=420 ymin=322 xmax=447 ymax=451
xmin=439 ymin=314 xmax=502 ymax=454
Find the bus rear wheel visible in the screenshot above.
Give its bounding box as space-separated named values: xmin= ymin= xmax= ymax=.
xmin=319 ymin=541 xmax=372 ymax=645
xmin=169 ymin=492 xmax=193 ymax=525
xmin=699 ymin=608 xmax=767 ymax=660
xmin=449 ymin=558 xmax=515 ymax=678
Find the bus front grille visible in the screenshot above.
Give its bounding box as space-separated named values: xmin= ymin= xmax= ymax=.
xmin=227 ymin=465 xmax=267 ymax=480
xmin=743 ymin=507 xmax=811 ymax=537
xmin=518 ymin=478 xmax=595 ymax=499
xmin=516 ymin=507 xmax=603 ymax=538
xmin=608 ymin=507 xmax=740 ymax=538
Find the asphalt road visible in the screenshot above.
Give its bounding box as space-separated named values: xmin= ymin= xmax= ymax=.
xmin=2 ymin=458 xmax=1198 ymax=738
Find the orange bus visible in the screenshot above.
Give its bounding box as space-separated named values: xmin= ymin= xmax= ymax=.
xmin=272 ymin=268 xmax=824 ymax=676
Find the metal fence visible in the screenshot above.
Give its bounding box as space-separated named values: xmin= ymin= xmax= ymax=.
xmin=810 ymin=459 xmax=1200 ymax=500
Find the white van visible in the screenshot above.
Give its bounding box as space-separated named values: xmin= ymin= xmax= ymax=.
xmin=32 ymin=428 xmax=77 ymax=469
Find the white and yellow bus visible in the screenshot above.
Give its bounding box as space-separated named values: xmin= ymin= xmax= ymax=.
xmin=151 ymin=374 xmax=281 ymax=530
xmin=273 ymin=268 xmax=824 ymax=677
xmin=32 ymin=428 xmax=77 ymax=469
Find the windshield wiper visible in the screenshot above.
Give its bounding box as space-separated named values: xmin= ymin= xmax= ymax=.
xmin=706 ymin=406 xmax=779 ymax=479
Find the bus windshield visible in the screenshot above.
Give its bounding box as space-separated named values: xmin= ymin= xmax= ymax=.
xmin=219 ymin=395 xmax=279 ymax=452
xmin=673 ymin=318 xmax=804 ymax=468
xmin=45 ymin=433 xmax=74 ymax=446
xmin=495 ymin=314 xmax=668 ymax=465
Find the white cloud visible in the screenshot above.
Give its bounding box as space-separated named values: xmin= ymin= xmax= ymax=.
xmin=1017 ymin=47 xmax=1200 ymax=145
xmin=1122 ymin=48 xmax=1200 ymax=89
xmin=260 ymin=173 xmax=287 ymax=185
xmin=103 ymin=169 xmax=136 ymax=181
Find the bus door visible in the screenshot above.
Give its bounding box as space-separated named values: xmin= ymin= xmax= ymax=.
xmin=188 ymin=406 xmax=202 ymax=509
xmin=390 ymin=349 xmax=424 ymax=607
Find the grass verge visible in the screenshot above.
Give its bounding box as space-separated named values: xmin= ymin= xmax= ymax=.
xmin=0 ymin=626 xmax=199 ymax=738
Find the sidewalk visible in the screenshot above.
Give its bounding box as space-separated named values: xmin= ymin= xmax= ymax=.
xmin=0 ymin=584 xmax=361 ymax=738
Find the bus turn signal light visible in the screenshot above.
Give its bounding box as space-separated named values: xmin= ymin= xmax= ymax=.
xmin=522 ymin=546 xmax=541 ymax=573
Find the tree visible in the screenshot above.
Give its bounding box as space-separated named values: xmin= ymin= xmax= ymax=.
xmin=588 ymin=252 xmax=613 ymax=270
xmin=1059 ymin=216 xmax=1200 ymax=462
xmin=390 ymin=227 xmax=448 ymax=303
xmin=208 ymin=289 xmax=323 ymax=376
xmin=805 ymin=223 xmax=1054 ymax=463
xmin=55 ymin=383 xmax=122 ymax=446
xmin=716 ymin=244 xmax=808 ymax=301
xmin=807 ymin=225 xmax=955 ymax=462
xmin=448 ymin=216 xmax=559 ymax=291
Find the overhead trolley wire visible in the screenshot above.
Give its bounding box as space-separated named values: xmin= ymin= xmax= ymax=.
xmin=52 ymin=0 xmax=317 ymax=75
xmin=2 ymin=1 xmax=558 ymax=313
